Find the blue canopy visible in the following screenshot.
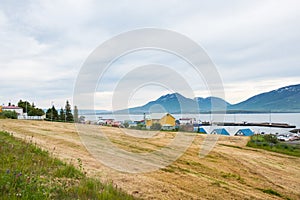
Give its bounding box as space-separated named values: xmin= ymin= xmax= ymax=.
xmin=211 ymin=128 xmax=230 ymax=135
xmin=198 ymin=127 xmax=207 ymax=134
xmin=235 ymin=129 xmax=254 ymax=136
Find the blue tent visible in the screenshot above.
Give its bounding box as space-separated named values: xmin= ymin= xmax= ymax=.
xmin=235 ymin=129 xmax=254 ymax=136
xmin=198 ymin=127 xmax=207 ymax=134
xmin=211 ymin=128 xmax=230 ymax=135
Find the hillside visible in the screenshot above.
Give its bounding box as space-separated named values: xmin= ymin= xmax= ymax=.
xmin=115 ymin=84 xmax=300 ymax=114
xmin=0 ymin=120 xmax=299 ymax=199
xmin=126 ymin=93 xmax=199 ymax=114
xmin=230 ymin=84 xmax=300 ymax=112
xmin=118 ymin=93 xmax=230 ymax=114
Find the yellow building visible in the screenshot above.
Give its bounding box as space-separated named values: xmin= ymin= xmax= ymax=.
xmin=146 ymin=113 xmax=176 ymax=130
xmin=0 ymin=106 xmax=2 ymax=113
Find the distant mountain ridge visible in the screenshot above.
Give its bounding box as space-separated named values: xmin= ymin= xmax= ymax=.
xmin=230 ymin=84 xmax=300 ymax=112
xmin=116 ymin=84 xmax=300 ymax=114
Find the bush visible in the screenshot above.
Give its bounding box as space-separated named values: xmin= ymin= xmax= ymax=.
xmin=263 ymin=134 xmax=278 ymax=144
xmin=247 ymin=135 xmax=300 ymax=157
xmin=0 ymin=111 xmax=18 ymax=119
xmin=150 ymin=123 xmax=162 ymax=130
xmin=123 ymin=122 xmax=129 ymax=128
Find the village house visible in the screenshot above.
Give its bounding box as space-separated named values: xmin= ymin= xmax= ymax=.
xmin=146 ymin=113 xmax=176 ymax=130
xmin=1 ymin=105 xmax=23 ymax=116
xmin=97 ymin=118 xmax=114 ymax=125
xmin=179 ymin=117 xmax=196 ymax=125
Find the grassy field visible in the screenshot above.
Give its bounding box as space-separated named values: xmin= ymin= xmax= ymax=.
xmin=0 ymin=131 xmax=136 ymax=200
xmin=0 ymin=119 xmax=300 ymax=199
xmin=247 ymin=134 xmax=300 ymax=157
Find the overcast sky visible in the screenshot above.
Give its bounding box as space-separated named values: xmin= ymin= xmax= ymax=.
xmin=1 ymin=0 xmax=300 ymax=110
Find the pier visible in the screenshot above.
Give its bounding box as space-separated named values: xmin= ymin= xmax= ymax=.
xmin=201 ymin=122 xmax=296 ymax=128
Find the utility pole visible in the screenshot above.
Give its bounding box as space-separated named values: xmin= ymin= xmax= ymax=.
xmin=51 ymin=101 xmax=54 ymax=121
xmin=25 ymin=101 xmax=28 ymax=120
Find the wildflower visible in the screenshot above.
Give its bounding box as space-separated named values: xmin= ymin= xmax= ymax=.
xmin=16 ymin=172 xmax=22 ymax=178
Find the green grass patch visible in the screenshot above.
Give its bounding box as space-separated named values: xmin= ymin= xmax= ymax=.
xmin=257 ymin=188 xmax=283 ymax=198
xmin=219 ymin=144 xmax=243 ymax=149
xmin=247 ymin=135 xmax=300 ymax=157
xmin=0 ymin=131 xmax=136 ymax=200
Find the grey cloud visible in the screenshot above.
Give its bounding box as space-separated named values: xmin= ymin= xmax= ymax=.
xmin=0 ymin=0 xmax=300 ymax=109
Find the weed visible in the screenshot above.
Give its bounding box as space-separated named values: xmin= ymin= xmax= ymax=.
xmin=257 ymin=188 xmax=283 ymax=197
xmin=247 ymin=135 xmax=300 ymax=157
xmin=0 ymin=131 xmax=137 ymax=200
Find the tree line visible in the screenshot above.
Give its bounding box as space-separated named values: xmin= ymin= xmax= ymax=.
xmin=18 ymin=100 xmax=45 ymax=116
xmin=45 ymin=100 xmax=79 ymax=123
xmin=0 ymin=100 xmax=79 ymax=122
xmin=0 ymin=100 xmax=45 ymax=119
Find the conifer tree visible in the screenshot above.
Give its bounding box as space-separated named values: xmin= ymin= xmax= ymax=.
xmin=65 ymin=100 xmax=73 ymax=122
xmin=59 ymin=107 xmax=65 ymax=121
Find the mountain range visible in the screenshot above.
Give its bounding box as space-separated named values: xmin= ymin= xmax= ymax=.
xmin=115 ymin=84 xmax=300 ymax=114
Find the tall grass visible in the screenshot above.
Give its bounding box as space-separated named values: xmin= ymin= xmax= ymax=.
xmin=247 ymin=135 xmax=300 ymax=157
xmin=0 ymin=131 xmax=136 ymax=200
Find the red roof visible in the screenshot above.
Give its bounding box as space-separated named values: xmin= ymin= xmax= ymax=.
xmin=180 ymin=118 xmax=193 ymax=120
xmin=2 ymin=106 xmax=22 ymax=109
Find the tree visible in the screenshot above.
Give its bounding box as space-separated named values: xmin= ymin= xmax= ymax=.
xmin=74 ymin=106 xmax=79 ymax=123
xmin=18 ymin=100 xmax=44 ymax=116
xmin=46 ymin=105 xmax=58 ymax=121
xmin=59 ymin=108 xmax=66 ymax=121
xmin=35 ymin=108 xmax=45 ymax=116
xmin=65 ymin=100 xmax=73 ymax=122
xmin=18 ymin=100 xmax=32 ymax=113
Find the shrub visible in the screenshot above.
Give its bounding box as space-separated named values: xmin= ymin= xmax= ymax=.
xmin=0 ymin=110 xmax=18 ymax=119
xmin=150 ymin=123 xmax=162 ymax=130
xmin=263 ymin=134 xmax=278 ymax=144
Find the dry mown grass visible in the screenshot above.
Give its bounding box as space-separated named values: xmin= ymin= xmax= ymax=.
xmin=0 ymin=119 xmax=299 ymax=200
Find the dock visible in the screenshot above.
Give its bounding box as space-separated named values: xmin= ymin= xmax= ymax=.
xmin=201 ymin=122 xmax=296 ymax=128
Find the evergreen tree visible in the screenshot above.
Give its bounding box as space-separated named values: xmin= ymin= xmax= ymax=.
xmin=59 ymin=107 xmax=65 ymax=121
xmin=74 ymin=106 xmax=79 ymax=123
xmin=65 ymin=100 xmax=73 ymax=122
xmin=46 ymin=105 xmax=58 ymax=121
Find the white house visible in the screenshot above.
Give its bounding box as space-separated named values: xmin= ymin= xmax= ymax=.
xmin=2 ymin=106 xmax=23 ymax=116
